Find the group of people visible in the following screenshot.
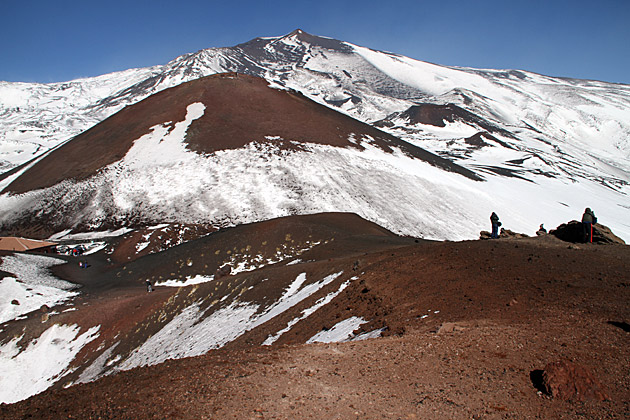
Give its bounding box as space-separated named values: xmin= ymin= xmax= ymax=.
xmin=489 ymin=207 xmax=597 ymax=243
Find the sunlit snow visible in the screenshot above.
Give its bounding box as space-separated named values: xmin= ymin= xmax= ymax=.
xmin=0 ymin=254 xmax=78 ymax=324
xmin=0 ymin=324 xmax=100 ymax=404
xmin=306 ymin=316 xmax=368 ymax=344
xmin=120 ymin=271 xmax=343 ymax=370
xmin=263 ymin=277 xmax=353 ymax=345
xmin=0 ymin=32 xmax=629 ymax=243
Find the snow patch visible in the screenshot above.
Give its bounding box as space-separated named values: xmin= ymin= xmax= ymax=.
xmin=0 ymin=324 xmax=100 ymax=404
xmin=263 ymin=277 xmax=353 ymax=345
xmin=0 ymin=254 xmax=78 ymax=324
xmin=307 ymin=316 xmax=368 ymax=343
xmin=49 ymin=228 xmax=133 ymax=241
xmin=120 ymin=271 xmax=343 ymax=369
xmin=155 ymin=274 xmax=215 ymax=287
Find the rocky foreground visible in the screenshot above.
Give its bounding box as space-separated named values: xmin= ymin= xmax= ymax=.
xmin=1 ymin=227 xmax=628 ymax=419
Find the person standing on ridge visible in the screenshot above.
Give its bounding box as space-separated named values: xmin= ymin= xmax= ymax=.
xmin=582 ymin=208 xmax=597 ymax=243
xmin=490 ymin=212 xmax=501 ymax=239
xmin=146 ymin=279 xmax=153 ymax=293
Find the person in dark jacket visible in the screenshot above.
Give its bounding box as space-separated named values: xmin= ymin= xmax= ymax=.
xmin=582 ymin=208 xmax=597 ymax=243
xmin=490 ymin=212 xmax=501 ymax=239
xmin=146 ymin=279 xmax=153 ymax=293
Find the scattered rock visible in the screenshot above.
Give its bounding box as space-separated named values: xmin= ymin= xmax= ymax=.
xmin=538 ymin=359 xmax=610 ymax=401
xmin=479 ymin=228 xmax=529 ymax=240
xmin=11 ymin=299 xmax=20 ymax=305
xmin=40 ymin=304 xmax=49 ymax=313
xmin=215 ymin=264 xmax=232 ymax=279
xmin=435 ymin=322 xmax=466 ymax=334
xmin=479 ymin=230 xmax=492 ymax=239
xmin=500 ymin=228 xmax=528 ymax=239
xmin=550 ymin=221 xmax=625 ymax=245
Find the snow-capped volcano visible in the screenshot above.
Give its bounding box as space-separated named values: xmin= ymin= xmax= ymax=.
xmin=0 ymin=29 xmax=629 ymax=240
xmin=0 ymin=74 xmax=488 ymax=240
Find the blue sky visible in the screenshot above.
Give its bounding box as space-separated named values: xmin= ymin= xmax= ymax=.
xmin=1 ymin=0 xmax=629 ymax=84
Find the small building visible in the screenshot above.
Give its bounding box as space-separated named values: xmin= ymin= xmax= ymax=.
xmin=0 ymin=237 xmax=58 ymax=253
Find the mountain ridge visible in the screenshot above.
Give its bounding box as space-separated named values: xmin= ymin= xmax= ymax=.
xmin=3 ymin=73 xmax=480 ymax=196
xmin=0 ymin=29 xmax=629 ymax=241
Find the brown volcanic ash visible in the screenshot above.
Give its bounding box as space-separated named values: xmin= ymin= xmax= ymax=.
xmin=6 ymin=73 xmax=480 ymax=195
xmin=1 ymin=213 xmax=628 ymax=419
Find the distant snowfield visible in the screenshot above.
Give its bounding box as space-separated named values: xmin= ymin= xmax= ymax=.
xmin=1 ymin=32 xmax=629 ymax=243
xmin=0 ymin=100 xmax=628 ymax=242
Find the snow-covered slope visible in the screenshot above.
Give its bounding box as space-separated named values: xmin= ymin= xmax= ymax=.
xmin=1 ymin=29 xmax=628 ymax=240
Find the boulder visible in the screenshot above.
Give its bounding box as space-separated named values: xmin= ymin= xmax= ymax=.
xmin=479 ymin=228 xmax=529 ymax=240
xmin=215 ymin=264 xmax=232 ymax=279
xmin=539 ymin=359 xmax=610 ymax=401
xmin=435 ymin=322 xmax=466 ymax=334
xmin=550 ymin=221 xmax=625 ymax=245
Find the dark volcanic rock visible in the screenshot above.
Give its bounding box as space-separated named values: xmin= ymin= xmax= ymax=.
xmin=540 ymin=359 xmax=610 ymax=401
xmin=479 ymin=228 xmax=529 ymax=240
xmin=215 ymin=264 xmax=232 ymax=279
xmin=550 ymin=221 xmax=625 ymax=245
xmin=375 ymin=103 xmax=513 ymax=138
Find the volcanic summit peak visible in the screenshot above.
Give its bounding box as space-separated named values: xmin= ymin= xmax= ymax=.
xmin=264 ymin=28 xmax=351 ymax=53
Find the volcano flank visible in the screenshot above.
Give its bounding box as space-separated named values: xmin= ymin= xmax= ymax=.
xmin=4 ymin=73 xmax=478 ymax=196
xmin=0 ymin=213 xmax=628 ymax=419
xmin=1 ymin=29 xmax=629 ymax=420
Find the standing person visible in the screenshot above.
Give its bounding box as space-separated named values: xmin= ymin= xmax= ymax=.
xmin=490 ymin=212 xmax=501 ymax=239
xmin=581 ymin=208 xmax=597 ymax=243
xmin=146 ymin=279 xmax=153 ymax=293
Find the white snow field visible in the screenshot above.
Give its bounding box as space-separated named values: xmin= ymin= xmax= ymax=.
xmin=1 ymin=268 xmax=353 ymax=402
xmin=0 ymin=254 xmax=91 ymax=404
xmin=0 ymin=98 xmax=627 ymax=242
xmin=0 ymin=30 xmax=628 ymax=243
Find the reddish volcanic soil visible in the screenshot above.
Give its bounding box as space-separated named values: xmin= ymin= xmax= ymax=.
xmin=1 ymin=229 xmax=628 ymax=419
